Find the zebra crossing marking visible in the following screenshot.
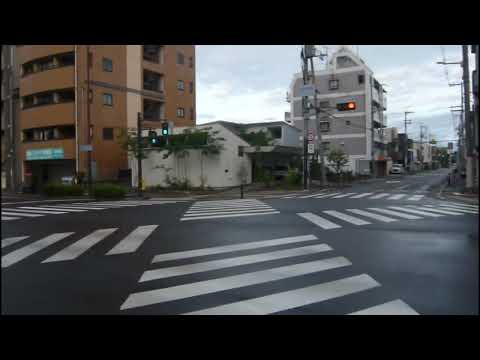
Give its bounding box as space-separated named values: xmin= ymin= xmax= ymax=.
xmin=297 ymin=212 xmax=342 ymax=230
xmin=2 ymin=232 xmax=74 ymax=268
xmin=407 ymin=195 xmax=424 ymax=201
xmin=313 ymin=192 xmax=341 ymax=199
xmin=409 ymin=206 xmax=464 ymax=216
xmin=440 ymin=202 xmax=478 ymax=209
xmin=43 ymin=228 xmax=118 ymax=263
xmin=387 ymin=206 xmax=443 ymax=218
xmin=106 ymin=225 xmax=159 ymax=255
xmin=1 ymin=216 xmax=20 ymax=221
xmin=183 ymin=208 xmax=277 ymax=217
xmin=184 ymin=274 xmax=380 ymax=315
xmin=152 ymin=234 xmax=318 ymax=263
xmin=369 ymin=193 xmax=390 ymax=200
xmin=366 ymin=208 xmax=422 ymax=220
xmin=2 ymin=208 xmax=67 ymax=215
xmin=120 ymin=256 xmax=352 ymax=310
xmin=436 ymin=206 xmax=478 ymax=214
xmin=2 ymin=211 xmax=44 ymax=218
xmin=346 ymin=209 xmax=397 ymax=223
xmin=181 ymin=211 xmax=280 ymax=221
xmin=299 ymin=192 xmax=329 ymax=199
xmin=141 ymin=243 xmax=333 ymax=282
xmin=349 ymin=299 xmax=419 ymax=315
xmin=18 ymin=206 xmax=87 ymax=212
xmin=323 ymin=210 xmax=371 ymax=226
xmin=387 ymin=194 xmax=407 ymax=200
xmin=42 ymin=205 xmax=107 ymax=210
xmin=350 ymin=193 xmax=374 ymax=199
xmin=331 ymin=193 xmax=357 ymax=199
xmin=2 ymin=236 xmax=30 ymax=249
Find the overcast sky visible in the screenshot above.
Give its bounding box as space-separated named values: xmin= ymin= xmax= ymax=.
xmin=196 ymin=45 xmax=474 ymax=146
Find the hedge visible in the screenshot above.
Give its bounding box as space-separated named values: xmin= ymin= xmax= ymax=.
xmin=93 ymin=183 xmax=127 ymax=199
xmin=43 ymin=183 xmax=84 ymax=197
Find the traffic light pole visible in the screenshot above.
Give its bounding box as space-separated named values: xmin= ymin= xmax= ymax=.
xmin=302 ymin=46 xmax=309 ymax=190
xmin=137 ymin=112 xmax=143 ymax=198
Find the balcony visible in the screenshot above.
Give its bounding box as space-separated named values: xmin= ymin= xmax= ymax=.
xmin=20 ymin=66 xmax=74 ymax=97
xmin=17 ymin=46 xmax=75 ymax=65
xmin=20 ymin=102 xmax=75 ymax=129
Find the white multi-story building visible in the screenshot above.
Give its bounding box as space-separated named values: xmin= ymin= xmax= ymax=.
xmin=287 ymin=46 xmax=388 ymax=175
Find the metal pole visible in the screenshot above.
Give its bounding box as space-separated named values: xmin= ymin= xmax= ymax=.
xmin=462 ymin=45 xmax=473 ymax=190
xmin=371 ymin=78 xmax=376 ymax=178
xmin=137 ymin=112 xmax=143 ymax=197
xmin=302 ymin=46 xmax=309 ymax=190
xmin=86 ymin=45 xmax=93 ymax=197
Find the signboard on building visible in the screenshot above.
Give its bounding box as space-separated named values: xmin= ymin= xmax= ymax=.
xmin=26 ymin=148 xmax=64 ymax=161
xmin=308 ymin=143 xmax=315 ymax=154
xmin=299 ymin=84 xmax=315 ymax=97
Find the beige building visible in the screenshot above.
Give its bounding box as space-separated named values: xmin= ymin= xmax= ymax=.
xmin=9 ymin=45 xmax=196 ymax=191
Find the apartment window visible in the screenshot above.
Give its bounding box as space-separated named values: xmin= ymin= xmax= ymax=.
xmin=103 ymin=128 xmax=114 ymax=140
xmin=329 ymin=79 xmax=339 ymax=90
xmin=143 ymin=99 xmax=163 ymax=121
xmin=22 ymin=95 xmax=34 ymax=109
xmin=143 ymin=45 xmax=162 ymax=63
xmin=177 ymin=107 xmax=185 ymax=118
xmin=36 ymin=92 xmax=54 ymax=106
xmin=358 ymin=74 xmax=365 ymax=84
xmin=321 ymin=142 xmax=330 ymax=152
xmin=189 ymin=56 xmax=193 ymax=68
xmin=177 ymin=52 xmax=185 ymax=65
xmin=143 ymin=69 xmax=163 ymax=92
xmin=57 ymin=89 xmax=75 ymax=103
xmin=22 ymin=63 xmax=34 ymax=76
xmin=103 ymin=57 xmax=113 ymax=72
xmin=177 ymin=80 xmax=185 ymax=91
xmin=269 ymin=126 xmax=282 ymax=139
xmin=319 ymin=121 xmax=330 ymax=132
xmin=37 ymin=57 xmax=55 ymax=72
xmin=57 ymin=52 xmax=75 ymax=67
xmin=189 ymin=81 xmax=194 ymax=94
xmin=103 ymin=93 xmax=113 ymax=106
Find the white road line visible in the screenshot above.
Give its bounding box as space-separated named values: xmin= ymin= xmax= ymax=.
xmin=349 ymin=299 xmax=419 ymax=315
xmin=2 ymin=236 xmax=30 ymax=249
xmin=2 ymin=208 xmax=67 ymax=215
xmin=299 ymin=192 xmax=329 ymax=199
xmin=387 ymin=194 xmax=407 ymax=200
xmin=152 ymin=234 xmax=318 ymax=263
xmin=369 ymin=193 xmax=390 ymax=199
xmin=280 ymin=193 xmax=305 ymax=198
xmin=1 ymin=216 xmax=20 ymax=221
xmin=188 ymin=204 xmax=271 ymax=211
xmin=313 ymin=193 xmax=341 ymax=199
xmin=184 ymin=208 xmax=275 ymax=217
xmin=181 ymin=211 xmax=280 ymax=221
xmin=189 ymin=202 xmax=264 ymax=209
xmin=323 ymin=210 xmax=371 ymax=226
xmin=407 ymin=195 xmax=424 ymax=201
xmin=2 ymin=211 xmax=44 ymax=217
xmin=193 ymin=200 xmax=262 ymax=206
xmin=441 ymin=202 xmax=479 ymax=209
xmin=42 ymin=205 xmax=106 ymax=210
xmin=141 ymin=243 xmax=333 ymax=282
xmin=184 ymin=274 xmax=379 ymax=315
xmin=350 ymin=193 xmax=374 ymax=199
xmin=346 ymin=209 xmax=397 ymax=222
xmin=120 ymin=256 xmax=352 ymax=310
xmin=436 ymin=206 xmax=478 ymax=214
xmin=18 ymin=206 xmax=86 ymax=212
xmin=410 ymin=206 xmax=464 ymax=216
xmin=42 ymin=228 xmax=118 ymax=263
xmin=297 ymin=212 xmax=342 ymax=229
xmin=366 ymin=208 xmax=422 ymax=220
xmin=78 ymin=203 xmax=137 ymax=207
xmin=397 ymin=185 xmax=410 ymax=190
xmin=387 ymin=206 xmax=443 ymax=218
xmin=106 ymin=225 xmax=158 ymax=255
xmin=2 ymin=232 xmax=74 ymax=268
xmin=331 ymin=193 xmax=357 ymax=199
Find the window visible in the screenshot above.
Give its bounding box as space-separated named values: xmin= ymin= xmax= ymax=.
xmin=143 ymin=69 xmax=163 ymax=92
xmin=358 ymin=74 xmax=365 ymax=84
xmin=36 ymin=92 xmax=54 ymax=106
xmin=189 ymin=81 xmax=194 ymax=94
xmin=103 ymin=57 xmax=113 ymax=72
xmin=321 ymin=141 xmax=330 ymax=151
xmin=57 ymin=52 xmax=75 ymax=67
xmin=337 ymin=56 xmax=357 ymax=69
xmin=189 ymin=56 xmax=193 ymax=68
xmin=103 ymin=93 xmax=113 ymax=106
xmin=57 ymin=89 xmax=75 ymax=103
xmin=269 ymin=126 xmax=282 ymax=139
xmin=346 ymin=120 xmax=351 ymax=126
xmin=329 ymin=79 xmax=339 ymax=90
xmin=177 ymin=80 xmax=185 ymax=91
xmin=319 ymin=121 xmax=330 ymax=132
xmin=37 ymin=57 xmax=55 ymax=72
xmin=177 ymin=52 xmax=185 ymax=65
xmin=143 ymin=99 xmax=163 ymax=121
xmin=103 ymin=128 xmax=114 ymax=140
xmin=22 ymin=95 xmax=34 ymax=109
xmin=143 ymin=45 xmax=162 ymax=63
xmin=177 ymin=107 xmax=185 ymax=118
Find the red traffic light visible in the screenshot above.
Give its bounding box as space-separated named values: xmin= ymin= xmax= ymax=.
xmin=337 ymin=102 xmax=357 ymax=111
xmin=347 ymin=102 xmax=356 ymax=110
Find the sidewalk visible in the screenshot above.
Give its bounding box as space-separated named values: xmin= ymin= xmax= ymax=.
xmin=438 ymin=175 xmax=479 ymax=204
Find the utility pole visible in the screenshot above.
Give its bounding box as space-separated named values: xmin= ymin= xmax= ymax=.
xmin=137 ymin=112 xmax=143 ymax=197
xmin=370 ymin=77 xmax=376 ymax=178
xmin=301 ymin=46 xmax=310 ymax=190
xmin=404 ymin=111 xmax=414 ymax=172
xmin=86 ymin=45 xmax=93 ymax=197
xmin=462 ymin=45 xmax=473 ymax=190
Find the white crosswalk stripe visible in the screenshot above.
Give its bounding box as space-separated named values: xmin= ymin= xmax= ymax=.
xmin=2 ymin=211 xmax=44 ymax=217
xmin=323 ymin=210 xmax=371 ymax=225
xmin=366 ymin=208 xmax=422 ymax=220
xmin=185 ymin=274 xmax=380 ymax=315
xmin=121 ymin=256 xmax=353 ymax=310
xmin=18 ymin=206 xmax=86 ymax=212
xmin=2 ymin=208 xmax=67 ymax=214
xmin=437 ymin=206 xmax=478 ymax=214
xmin=313 ymin=192 xmax=341 ymax=199
xmin=440 ymin=202 xmax=478 ymax=209
xmin=331 ymin=193 xmax=357 ymax=199
xmin=346 ymin=209 xmax=397 ymax=222
xmin=349 ymin=299 xmax=419 ymax=315
xmin=298 ymin=192 xmax=329 ymax=199
xmin=369 ymin=193 xmax=390 ymax=199
xmin=387 ymin=194 xmax=407 ymax=200
xmin=1 ymin=216 xmax=20 ymax=221
xmin=42 ymin=205 xmax=107 ymax=210
xmin=409 ymin=206 xmax=464 ymax=216
xmin=297 ymin=212 xmax=342 ymax=229
xmin=350 ymin=193 xmax=374 ymax=199
xmin=407 ymin=195 xmax=424 ymax=201
xmin=181 ymin=199 xmax=279 ymax=221
xmin=43 ymin=228 xmax=118 ymax=263
xmin=2 ymin=232 xmax=74 ymax=268
xmin=141 ymin=243 xmax=333 ymax=282
xmin=439 ymin=203 xmax=478 ymax=210
xmin=2 ymin=236 xmax=30 ymax=249
xmin=106 ymin=225 xmax=158 ymax=255
xmin=387 ymin=206 xmax=443 ymax=218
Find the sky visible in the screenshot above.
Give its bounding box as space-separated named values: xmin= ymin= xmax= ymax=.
xmin=196 ymin=45 xmax=475 ymax=147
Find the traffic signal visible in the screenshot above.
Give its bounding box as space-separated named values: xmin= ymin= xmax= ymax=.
xmin=337 ymin=101 xmax=356 ymax=111
xmin=148 ymin=131 xmax=159 ymax=146
xmin=162 ymin=122 xmax=169 ymax=136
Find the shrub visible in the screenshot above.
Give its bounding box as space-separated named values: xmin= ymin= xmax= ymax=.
xmin=285 ymin=168 xmax=302 ymax=187
xmin=93 ymin=183 xmax=126 ymax=199
xmin=43 ymin=183 xmax=84 ymax=197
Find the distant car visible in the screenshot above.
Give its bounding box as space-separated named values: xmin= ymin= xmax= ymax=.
xmin=390 ymin=164 xmax=404 ymax=175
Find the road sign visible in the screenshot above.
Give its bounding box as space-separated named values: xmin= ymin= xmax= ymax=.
xmin=299 ymin=84 xmax=315 ymax=97
xmin=307 ymin=133 xmax=314 ymax=141
xmin=80 ymin=144 xmax=93 ymax=152
xmin=308 ymin=143 xmax=315 ymax=154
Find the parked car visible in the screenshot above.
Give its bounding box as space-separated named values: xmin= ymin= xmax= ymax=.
xmin=390 ymin=164 xmax=404 ymax=175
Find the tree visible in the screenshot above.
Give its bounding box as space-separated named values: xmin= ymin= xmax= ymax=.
xmin=327 ymin=147 xmax=349 ymax=182
xmin=117 ymin=127 xmax=148 ymax=161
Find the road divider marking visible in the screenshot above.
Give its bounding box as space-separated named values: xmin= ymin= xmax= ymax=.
xmin=184 ymin=274 xmax=379 ymax=315
xmin=297 ymin=212 xmax=342 ymax=229
xmin=120 ymin=256 xmax=352 ymax=310
xmin=141 ymin=243 xmax=333 ymax=282
xmin=323 ymin=210 xmax=371 ymax=226
xmin=349 ymin=299 xmax=419 ymax=315
xmin=346 ymin=209 xmax=397 ymax=222
xmin=2 ymin=232 xmax=74 ymax=268
xmin=106 ymin=225 xmax=158 ymax=255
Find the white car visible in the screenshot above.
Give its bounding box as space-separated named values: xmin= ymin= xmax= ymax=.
xmin=390 ymin=164 xmax=404 ymax=175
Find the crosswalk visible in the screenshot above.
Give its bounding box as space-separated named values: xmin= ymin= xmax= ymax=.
xmin=180 ymin=199 xmax=279 ymax=221
xmin=297 ymin=202 xmax=478 ymax=230
xmin=120 ymin=234 xmax=418 ymax=315
xmin=1 ymin=199 xmax=189 ymax=222
xmin=1 ymin=225 xmax=159 ymax=268
xmin=273 ymin=191 xmax=425 ymax=201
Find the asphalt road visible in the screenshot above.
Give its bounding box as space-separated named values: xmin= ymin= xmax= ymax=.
xmin=1 ymin=168 xmax=478 ymax=315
